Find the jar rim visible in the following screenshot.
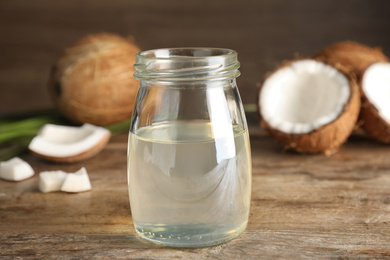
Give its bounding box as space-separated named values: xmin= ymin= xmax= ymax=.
xmin=137 ymin=47 xmax=237 ymax=60
xmin=134 ymin=47 xmax=240 ymax=82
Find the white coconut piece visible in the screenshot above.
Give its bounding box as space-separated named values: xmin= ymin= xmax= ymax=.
xmin=61 ymin=167 xmax=91 ymax=193
xmin=0 ymin=157 xmax=34 ymax=181
xmin=39 ymin=170 xmax=68 ymax=193
xmin=259 ymin=60 xmax=351 ymax=134
xmin=362 ymin=63 xmax=390 ymax=124
xmin=28 ymin=123 xmax=111 ymax=163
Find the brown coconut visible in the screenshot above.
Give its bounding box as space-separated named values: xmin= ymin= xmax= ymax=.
xmin=359 ymin=63 xmax=390 ymax=143
xmin=359 ymin=96 xmax=390 ymax=143
xmin=315 ymin=41 xmax=389 ymax=80
xmin=49 ymin=33 xmax=141 ymax=126
xmin=258 ymin=59 xmax=361 ymax=155
xmin=316 ymin=41 xmax=390 ymax=143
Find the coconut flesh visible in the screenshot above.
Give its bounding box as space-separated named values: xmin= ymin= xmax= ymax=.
xmin=39 ymin=170 xmax=68 ymax=193
xmin=0 ymin=157 xmax=35 ymax=181
xmin=259 ymin=59 xmax=360 ymax=153
xmin=39 ymin=167 xmax=92 ymax=193
xmin=29 ymin=124 xmax=110 ymax=163
xmin=315 ymin=41 xmax=390 ymax=143
xmin=362 ymin=63 xmax=390 ymax=123
xmin=359 ymin=62 xmax=390 ymax=143
xmin=260 ymin=60 xmax=350 ymax=134
xmin=60 ymin=167 xmax=91 ymax=193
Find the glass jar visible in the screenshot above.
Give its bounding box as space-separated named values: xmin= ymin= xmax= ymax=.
xmin=128 ymin=48 xmax=252 ymax=248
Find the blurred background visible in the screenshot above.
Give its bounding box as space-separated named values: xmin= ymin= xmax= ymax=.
xmin=1 ymin=0 xmax=390 ymax=118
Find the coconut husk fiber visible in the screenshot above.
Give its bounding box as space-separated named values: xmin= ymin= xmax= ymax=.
xmin=49 ymin=33 xmax=141 ymax=126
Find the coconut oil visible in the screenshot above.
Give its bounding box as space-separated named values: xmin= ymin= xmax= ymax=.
xmin=127 ymin=121 xmax=251 ymax=247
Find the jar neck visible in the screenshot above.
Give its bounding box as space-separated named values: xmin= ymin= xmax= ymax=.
xmin=133 ymin=48 xmax=240 ymax=83
xmin=138 ymin=79 xmax=237 ymax=90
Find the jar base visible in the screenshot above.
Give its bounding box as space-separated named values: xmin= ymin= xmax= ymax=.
xmin=134 ymin=221 xmax=248 ymax=248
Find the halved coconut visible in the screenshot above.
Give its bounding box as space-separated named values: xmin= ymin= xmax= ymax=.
xmin=258 ymin=59 xmax=360 ymax=154
xmin=29 ymin=123 xmax=111 ymax=163
xmin=360 ymin=63 xmax=390 ymax=143
xmin=316 ymin=41 xmax=390 ymax=143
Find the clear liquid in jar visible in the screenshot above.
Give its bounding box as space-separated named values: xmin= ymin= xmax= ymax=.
xmin=127 ymin=121 xmax=251 ymax=247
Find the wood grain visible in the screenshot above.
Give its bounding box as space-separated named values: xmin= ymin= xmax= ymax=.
xmin=1 ymin=126 xmax=390 ymax=259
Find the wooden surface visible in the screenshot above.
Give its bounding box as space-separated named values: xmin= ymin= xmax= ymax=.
xmin=2 ymin=0 xmax=390 ymax=259
xmin=2 ymin=125 xmax=390 ymax=259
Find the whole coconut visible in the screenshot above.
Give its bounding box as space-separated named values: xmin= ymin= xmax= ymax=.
xmin=49 ymin=33 xmax=141 ymax=126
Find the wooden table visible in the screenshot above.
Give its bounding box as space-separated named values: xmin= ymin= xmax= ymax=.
xmin=2 ymin=0 xmax=390 ymax=258
xmin=1 ymin=118 xmax=390 ymax=259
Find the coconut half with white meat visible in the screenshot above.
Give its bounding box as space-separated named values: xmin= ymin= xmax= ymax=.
xmin=29 ymin=123 xmax=111 ymax=163
xmin=360 ymin=62 xmax=390 ymax=143
xmin=316 ymin=41 xmax=390 ymax=143
xmin=258 ymin=59 xmax=360 ymax=154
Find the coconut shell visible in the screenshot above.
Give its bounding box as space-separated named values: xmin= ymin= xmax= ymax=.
xmin=49 ymin=33 xmax=141 ymax=126
xmin=359 ymin=75 xmax=390 ymax=143
xmin=316 ymin=41 xmax=390 ymax=143
xmin=258 ymin=59 xmax=361 ymax=154
xmin=315 ymin=41 xmax=389 ymax=81
xmin=29 ymin=131 xmax=111 ymax=163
